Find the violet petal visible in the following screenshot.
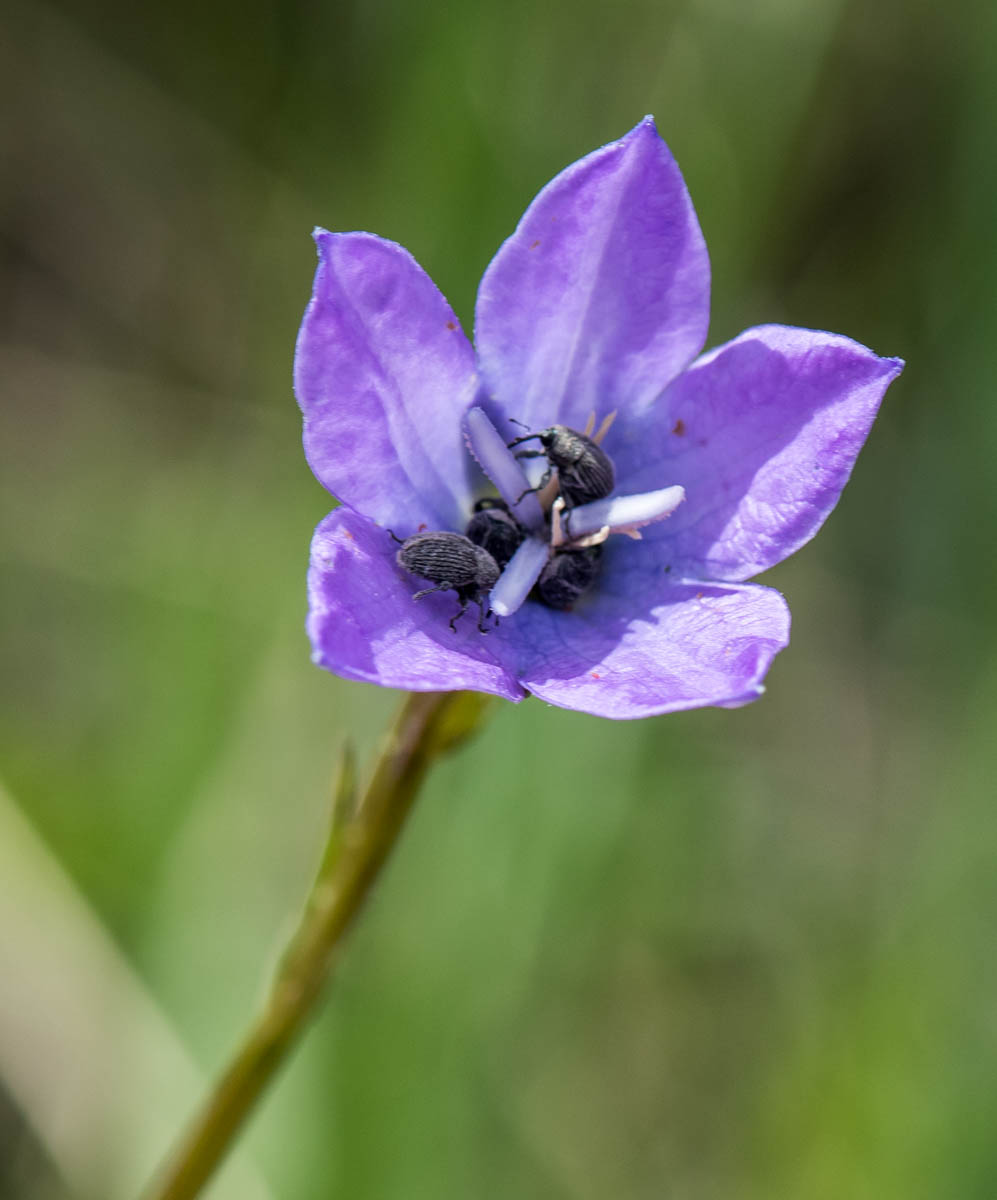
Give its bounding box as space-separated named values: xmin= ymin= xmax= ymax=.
xmin=504 ymin=567 xmax=791 ymax=719
xmin=295 ymin=230 xmax=480 ymax=532
xmin=307 ymin=507 xmax=526 ymax=701
xmin=474 ymin=116 xmax=710 ymax=435
xmin=622 ymin=325 xmax=904 ymax=580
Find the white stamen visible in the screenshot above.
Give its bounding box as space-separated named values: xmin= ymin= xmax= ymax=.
xmin=551 ymin=497 xmax=609 ymax=549
xmin=535 ymin=471 xmax=561 ymax=512
xmin=582 ymin=410 xmax=616 ymax=443
xmin=490 ymin=536 xmax=550 ymax=617
xmin=464 ymin=408 xmax=545 ymax=531
xmin=550 ymin=498 xmax=564 ymax=546
xmin=564 ymin=485 xmax=685 ymax=540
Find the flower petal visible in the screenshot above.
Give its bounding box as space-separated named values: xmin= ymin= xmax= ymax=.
xmin=474 ymin=116 xmax=710 ymax=434
xmin=503 ymin=560 xmax=790 ymax=719
xmin=295 ymin=230 xmax=480 ymax=532
xmin=307 ymin=508 xmax=526 ymax=701
xmin=623 ymin=325 xmax=904 ymax=580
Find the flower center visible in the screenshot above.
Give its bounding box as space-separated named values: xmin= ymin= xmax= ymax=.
xmin=462 ymin=407 xmax=685 ymax=618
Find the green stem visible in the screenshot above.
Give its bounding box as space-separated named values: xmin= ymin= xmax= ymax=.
xmin=141 ymin=689 xmax=493 ymax=1200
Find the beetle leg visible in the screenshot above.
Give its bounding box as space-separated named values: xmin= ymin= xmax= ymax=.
xmin=448 ymin=597 xmax=469 ymax=633
xmin=514 ymin=466 xmax=553 ymax=504
xmin=475 ymin=598 xmax=497 ymax=633
xmin=412 ymin=582 xmax=452 ymax=602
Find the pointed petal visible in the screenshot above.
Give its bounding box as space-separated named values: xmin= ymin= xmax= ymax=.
xmin=505 ymin=565 xmax=790 ymax=719
xmin=623 ymin=325 xmax=904 ymax=580
xmin=475 ymin=117 xmax=710 ymax=433
xmin=307 ymin=508 xmax=526 ymax=701
xmin=295 ymin=230 xmax=480 ymax=532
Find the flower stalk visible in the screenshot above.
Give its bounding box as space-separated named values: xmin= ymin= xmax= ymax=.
xmin=141 ymin=689 xmax=493 ymax=1200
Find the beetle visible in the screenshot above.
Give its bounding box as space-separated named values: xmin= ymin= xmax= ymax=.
xmin=465 ymin=497 xmax=525 ymax=569
xmin=536 ymin=545 xmax=603 ymax=611
xmin=392 ymin=530 xmax=500 ymax=632
xmin=507 ymin=423 xmax=615 ymax=509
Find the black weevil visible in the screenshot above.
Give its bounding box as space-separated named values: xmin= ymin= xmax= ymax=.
xmin=507 ymin=423 xmax=615 ymax=509
xmin=536 ymin=545 xmax=603 ymax=610
xmin=465 ymin=497 xmax=525 ymax=569
xmin=392 ymin=530 xmax=500 ymax=632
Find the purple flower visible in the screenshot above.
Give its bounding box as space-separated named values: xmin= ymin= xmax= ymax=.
xmin=294 ymin=117 xmax=903 ymax=720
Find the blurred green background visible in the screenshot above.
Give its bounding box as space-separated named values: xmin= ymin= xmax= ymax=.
xmin=2 ymin=0 xmax=995 ymax=1196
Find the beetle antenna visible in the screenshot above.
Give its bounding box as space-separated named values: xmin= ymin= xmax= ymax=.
xmin=385 ymin=528 xmax=405 ymax=545
xmin=508 ymin=417 xmax=532 ymax=431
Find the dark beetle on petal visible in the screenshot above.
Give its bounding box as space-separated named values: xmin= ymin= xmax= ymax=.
xmin=536 ymin=545 xmax=603 ymax=611
xmin=392 ymin=530 xmax=500 ymax=633
xmin=465 ymin=496 xmax=525 ymax=569
xmin=508 ymin=424 xmax=615 ymax=508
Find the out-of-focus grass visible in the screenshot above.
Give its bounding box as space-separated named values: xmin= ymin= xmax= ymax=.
xmin=2 ymin=0 xmax=996 ymax=1197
